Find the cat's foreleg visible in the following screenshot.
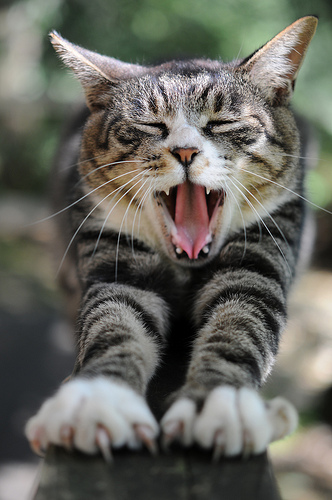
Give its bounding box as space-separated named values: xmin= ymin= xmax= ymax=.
xmin=26 ymin=283 xmax=169 ymax=458
xmin=161 ymin=217 xmax=300 ymax=456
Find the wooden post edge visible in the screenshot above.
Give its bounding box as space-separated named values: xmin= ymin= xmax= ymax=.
xmin=33 ymin=445 xmax=282 ymax=500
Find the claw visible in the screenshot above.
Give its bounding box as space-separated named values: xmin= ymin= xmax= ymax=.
xmin=161 ymin=420 xmax=183 ymax=451
xmin=60 ymin=425 xmax=74 ymax=450
xmin=96 ymin=426 xmax=112 ymax=463
xmin=212 ymin=430 xmax=225 ymax=462
xmin=29 ymin=427 xmax=46 ymax=457
xmin=30 ymin=439 xmax=46 ymax=458
xmin=134 ymin=424 xmax=158 ymax=456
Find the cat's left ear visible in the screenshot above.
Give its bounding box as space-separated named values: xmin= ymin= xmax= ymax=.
xmin=50 ymin=31 xmax=146 ymax=110
xmin=239 ymin=16 xmax=318 ymax=104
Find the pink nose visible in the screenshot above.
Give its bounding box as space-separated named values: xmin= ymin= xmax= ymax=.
xmin=171 ymin=147 xmax=199 ymax=167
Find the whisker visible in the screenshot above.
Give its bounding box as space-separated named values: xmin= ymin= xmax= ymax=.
xmin=27 ymin=168 xmax=142 ymax=226
xmin=272 ymin=152 xmax=328 ymax=164
xmin=79 ymin=159 xmax=149 ymax=183
xmin=56 ymin=170 xmax=146 ymax=276
xmin=115 ymin=177 xmax=151 ymax=281
xmin=136 ymin=182 xmax=155 ymax=241
xmin=231 ymin=176 xmax=290 ymax=252
xmin=131 ymin=179 xmax=154 ymax=255
xmin=58 ymin=152 xmax=113 ymax=172
xmin=228 ymin=177 xmax=291 ymax=274
xmin=235 ymin=40 xmax=244 ymax=61
xmin=224 ymin=180 xmax=248 ymax=260
xmin=241 ymin=167 xmax=332 ymax=215
xmin=92 ymin=170 xmax=151 ymax=259
xmin=58 ymin=152 xmax=148 ymax=173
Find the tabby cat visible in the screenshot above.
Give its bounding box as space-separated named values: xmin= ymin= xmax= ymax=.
xmin=26 ymin=16 xmax=317 ymax=459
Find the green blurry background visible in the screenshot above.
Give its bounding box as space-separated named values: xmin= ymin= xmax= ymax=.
xmin=1 ymin=1 xmax=332 ymax=499
xmin=1 ymin=0 xmax=332 ymax=201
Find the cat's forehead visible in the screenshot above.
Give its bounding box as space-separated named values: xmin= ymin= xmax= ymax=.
xmin=118 ymin=64 xmax=255 ymax=118
xmin=144 ymin=61 xmax=234 ymax=89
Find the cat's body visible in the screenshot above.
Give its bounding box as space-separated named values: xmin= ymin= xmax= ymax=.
xmin=26 ymin=17 xmax=317 ymax=458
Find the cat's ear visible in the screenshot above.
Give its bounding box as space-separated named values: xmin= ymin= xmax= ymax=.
xmin=50 ymin=31 xmax=146 ymax=110
xmin=240 ymin=16 xmax=317 ymax=104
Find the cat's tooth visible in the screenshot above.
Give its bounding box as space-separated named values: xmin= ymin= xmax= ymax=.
xmin=164 ymin=188 xmax=170 ymax=196
xmin=175 ymin=247 xmax=183 ymax=255
xmin=206 ymin=188 xmax=211 ymax=195
xmin=202 ymin=245 xmax=210 ymax=254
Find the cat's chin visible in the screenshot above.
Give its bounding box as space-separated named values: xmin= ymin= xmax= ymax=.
xmin=154 ymin=182 xmax=225 ymax=265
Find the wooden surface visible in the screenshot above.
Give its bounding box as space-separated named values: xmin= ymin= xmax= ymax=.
xmin=33 ymin=445 xmax=282 ymax=500
xmin=32 ymin=324 xmax=282 ymax=500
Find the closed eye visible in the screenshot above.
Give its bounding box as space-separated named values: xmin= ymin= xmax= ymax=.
xmin=207 ymin=119 xmax=237 ymax=126
xmin=203 ymin=119 xmax=237 ymax=134
xmin=136 ymin=122 xmax=169 ymax=138
xmin=203 ymin=118 xmax=264 ymax=139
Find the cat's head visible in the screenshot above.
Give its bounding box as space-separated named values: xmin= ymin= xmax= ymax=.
xmin=50 ymin=16 xmax=317 ymax=266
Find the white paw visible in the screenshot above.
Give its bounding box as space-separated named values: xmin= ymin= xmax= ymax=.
xmin=25 ymin=377 xmax=158 ymax=460
xmin=161 ymin=386 xmax=298 ymax=457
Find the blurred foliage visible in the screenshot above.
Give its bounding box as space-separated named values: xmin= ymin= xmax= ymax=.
xmin=0 ymin=0 xmax=332 ymax=204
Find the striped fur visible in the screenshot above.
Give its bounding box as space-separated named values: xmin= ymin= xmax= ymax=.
xmin=26 ymin=17 xmax=317 ymax=456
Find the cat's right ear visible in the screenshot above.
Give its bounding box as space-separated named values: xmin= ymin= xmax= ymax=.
xmin=239 ymin=16 xmax=318 ymax=105
xmin=49 ymin=31 xmax=146 ymax=110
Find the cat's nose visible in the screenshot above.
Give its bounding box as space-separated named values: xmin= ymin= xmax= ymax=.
xmin=171 ymin=147 xmax=199 ymax=167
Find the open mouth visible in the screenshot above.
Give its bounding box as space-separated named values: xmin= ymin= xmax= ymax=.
xmin=157 ymin=181 xmax=225 ymax=260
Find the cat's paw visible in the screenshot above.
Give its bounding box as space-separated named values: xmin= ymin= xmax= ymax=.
xmin=161 ymin=386 xmax=297 ymax=458
xmin=25 ymin=377 xmax=158 ymax=461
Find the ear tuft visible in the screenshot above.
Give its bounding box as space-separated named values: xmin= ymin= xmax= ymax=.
xmin=50 ymin=31 xmax=112 ymax=86
xmin=240 ymin=16 xmax=318 ymax=104
xmin=49 ymin=31 xmax=146 ymax=110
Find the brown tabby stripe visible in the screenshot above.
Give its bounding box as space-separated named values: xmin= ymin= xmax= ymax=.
xmin=157 ymin=82 xmax=171 ymax=111
xmin=80 ymin=291 xmax=164 ymax=342
xmin=98 ymin=114 xmax=122 ymax=150
xmin=76 ymin=282 xmax=169 ymax=392
xmin=48 ymin=18 xmax=318 ymax=412
xmin=213 ymin=92 xmax=224 ymax=113
xmin=183 ymin=198 xmax=304 ymax=391
xmin=148 ymin=94 xmax=159 ymax=115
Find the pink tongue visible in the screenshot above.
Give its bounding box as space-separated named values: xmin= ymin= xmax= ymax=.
xmin=172 ymin=182 xmax=212 ymax=259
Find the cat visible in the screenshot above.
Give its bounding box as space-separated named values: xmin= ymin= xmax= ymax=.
xmin=26 ymin=16 xmax=317 ymax=460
